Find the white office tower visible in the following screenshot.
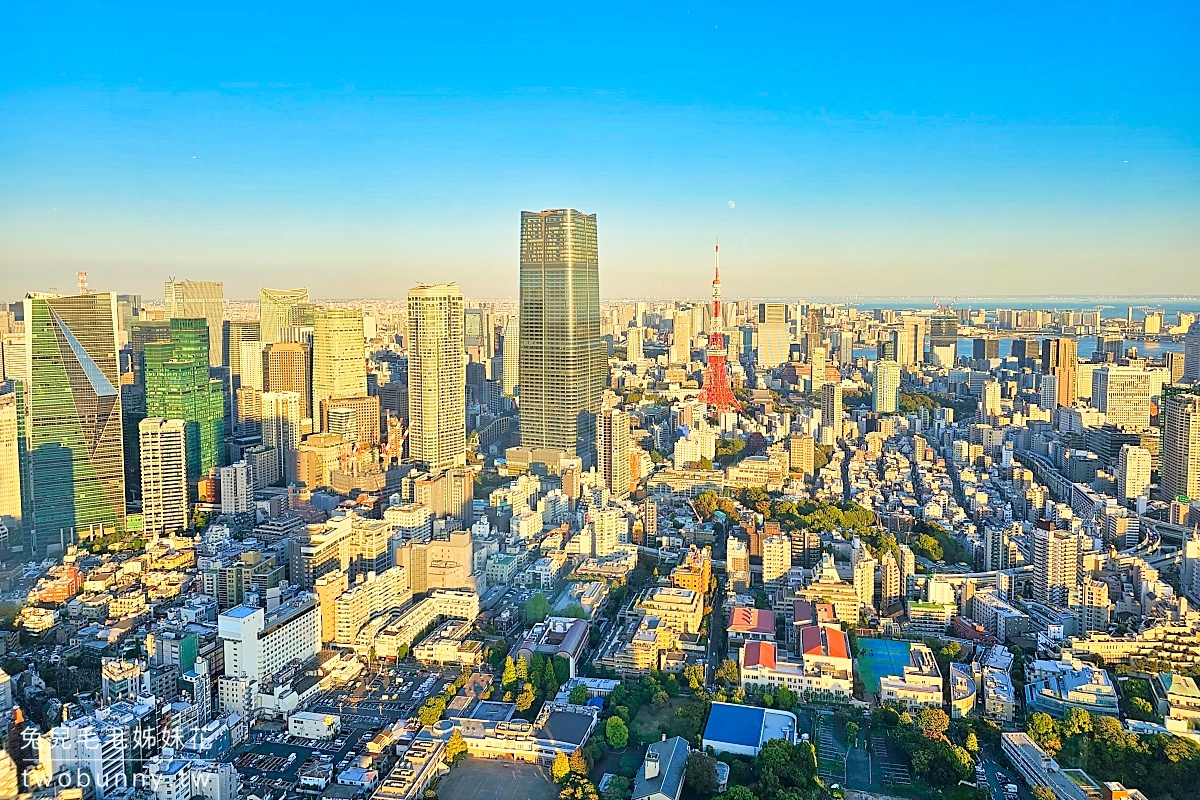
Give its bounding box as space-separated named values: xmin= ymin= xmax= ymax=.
xmin=810 ymin=345 xmax=826 ymax=395
xmin=217 ymin=595 xmax=320 ymax=717
xmin=873 ymin=359 xmax=901 ymax=414
xmin=899 ymin=543 xmax=915 ymax=591
xmin=502 ymin=316 xmax=520 ymax=397
xmin=258 ymin=287 xmax=310 ymax=345
xmin=165 ymin=278 xmax=224 ymax=367
xmin=762 ymin=534 xmax=791 ymax=584
xmin=0 ymin=393 xmax=21 ymax=534
xmin=261 ymin=392 xmax=302 ymax=486
xmin=596 ymin=406 xmax=632 ymax=499
xmin=1161 ymin=393 xmax=1200 ymax=501
xmin=219 ymin=461 xmax=252 ymax=514
xmin=139 ymin=418 xmax=189 ymax=536
xmin=1117 ymin=444 xmax=1152 ymax=507
xmin=406 ymin=284 xmax=466 ymax=471
xmin=880 ymin=551 xmax=901 ymax=610
xmin=1092 ymin=366 xmax=1153 ymax=428
xmin=627 ymin=326 xmax=644 ymax=362
xmin=1033 ymin=522 xmax=1078 ymax=607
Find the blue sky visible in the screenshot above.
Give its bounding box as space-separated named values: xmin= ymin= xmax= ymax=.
xmin=1 ymin=2 xmax=1197 ymax=300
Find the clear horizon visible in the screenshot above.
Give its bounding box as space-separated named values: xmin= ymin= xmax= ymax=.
xmin=2 ymin=3 xmax=1198 ymax=300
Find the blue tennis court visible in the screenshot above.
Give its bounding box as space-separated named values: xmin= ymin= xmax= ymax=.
xmin=856 ymin=638 xmax=912 ymax=694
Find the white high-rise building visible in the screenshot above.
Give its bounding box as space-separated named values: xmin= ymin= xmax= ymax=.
xmin=762 ymin=534 xmax=791 ymax=584
xmin=219 ymin=461 xmax=252 ymax=515
xmin=880 ymin=551 xmax=901 ymax=610
xmin=502 ymin=316 xmax=520 ymax=398
xmin=1092 ymin=366 xmax=1153 ymax=429
xmin=627 ymin=326 xmax=644 ymax=362
xmin=821 ymin=382 xmax=843 ymax=439
xmin=1184 ymin=322 xmax=1200 ymax=383
xmin=853 ymin=555 xmax=877 ymax=611
xmin=261 ymin=392 xmax=302 ymax=486
xmin=0 ymin=393 xmax=21 ymax=534
xmin=873 ymin=359 xmax=901 ymax=414
xmin=981 ymin=379 xmax=1002 ymax=419
xmin=726 ymin=535 xmax=750 ymax=591
xmin=407 ymin=284 xmax=466 ymax=472
xmin=1033 ymin=522 xmax=1078 ymax=607
xmin=238 ymin=340 xmax=264 ymax=391
xmin=139 ymin=418 xmax=189 ymax=536
xmin=217 ymin=594 xmax=320 ymax=711
xmin=809 ymin=345 xmax=826 ymax=396
xmin=165 ymin=279 xmax=223 ymax=367
xmin=1117 ymin=444 xmax=1152 ymax=506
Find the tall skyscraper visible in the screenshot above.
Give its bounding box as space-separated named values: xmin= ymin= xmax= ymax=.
xmin=1161 ymin=392 xmax=1200 ymax=501
xmin=139 ymin=418 xmax=188 ymax=536
xmin=626 ymin=325 xmax=643 ymax=363
xmin=261 ymin=391 xmax=302 ymax=485
xmin=0 ymin=392 xmax=22 ymax=535
xmin=1033 ymin=521 xmax=1078 ymax=606
xmin=24 ymin=292 xmax=126 ymax=553
xmin=258 ymin=287 xmax=310 ymax=345
xmin=518 ymin=209 xmax=604 ymax=464
xmin=164 ymin=279 xmax=223 ymax=367
xmin=464 ymin=307 xmax=496 ymax=363
xmin=262 ymin=342 xmax=312 ymax=419
xmin=143 ymin=318 xmax=226 ymax=488
xmin=501 ymin=317 xmax=520 ymax=399
xmin=312 ymin=307 xmax=365 ymax=421
xmin=222 ymin=320 xmax=260 ymax=386
xmin=407 ymin=284 xmax=466 ymax=472
xmin=809 ymin=345 xmax=826 ymax=396
xmin=596 ymin=406 xmax=632 ymax=499
xmin=873 ymin=359 xmax=901 ymax=414
xmin=756 ymin=303 xmax=790 ymax=369
xmin=1184 ymin=322 xmax=1200 ymax=384
xmin=670 ymin=309 xmax=693 ymax=365
xmin=821 ymin=382 xmax=842 ymax=438
xmin=980 ymin=379 xmax=1001 ymax=420
xmin=880 ymin=551 xmax=901 ymax=610
xmin=1092 ymin=366 xmax=1152 ymax=428
xmin=1041 ymin=337 xmax=1078 ymax=409
xmin=928 ymin=313 xmax=957 ymax=367
xmin=901 ymin=316 xmax=927 ymax=365
xmin=972 ymin=338 xmax=999 ymax=362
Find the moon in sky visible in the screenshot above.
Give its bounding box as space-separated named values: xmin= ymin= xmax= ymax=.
xmin=727 ymin=200 xmax=736 ymax=209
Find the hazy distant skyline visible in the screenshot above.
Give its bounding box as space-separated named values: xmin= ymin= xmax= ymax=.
xmin=2 ymin=3 xmax=1198 ymax=300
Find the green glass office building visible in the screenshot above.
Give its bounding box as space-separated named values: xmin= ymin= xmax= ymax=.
xmin=143 ymin=318 xmax=226 ymax=489
xmin=24 ymin=292 xmax=126 ymax=554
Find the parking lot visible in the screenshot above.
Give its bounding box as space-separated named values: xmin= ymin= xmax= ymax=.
xmin=868 ymin=733 xmax=911 ymax=790
xmin=813 ymin=713 xmax=847 ymax=785
xmin=306 ymin=663 xmax=455 ymax=728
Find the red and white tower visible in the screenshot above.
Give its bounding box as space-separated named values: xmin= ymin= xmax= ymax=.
xmin=698 ymin=238 xmax=742 ymax=415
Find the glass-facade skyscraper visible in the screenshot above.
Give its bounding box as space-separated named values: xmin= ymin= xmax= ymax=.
xmin=24 ymin=292 xmax=126 ymax=553
xmin=517 ymin=209 xmax=604 ymax=465
xmin=143 ymin=318 xmax=226 ymax=490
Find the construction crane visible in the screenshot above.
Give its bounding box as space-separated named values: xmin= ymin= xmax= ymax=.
xmin=930 ymin=297 xmax=957 ymax=314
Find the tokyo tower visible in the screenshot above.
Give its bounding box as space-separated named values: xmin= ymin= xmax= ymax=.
xmin=697 ymin=238 xmax=742 ymax=415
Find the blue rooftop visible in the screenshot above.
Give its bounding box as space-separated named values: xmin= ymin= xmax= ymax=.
xmin=703 ymin=702 xmax=766 ymax=748
xmin=223 ymin=605 xmax=260 ymax=619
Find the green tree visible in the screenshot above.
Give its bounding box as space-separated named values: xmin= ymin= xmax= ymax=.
xmin=682 ymin=664 xmax=706 ymax=692
xmin=523 ymin=593 xmax=552 ymax=625
xmin=569 ymin=685 xmax=590 ymax=705
xmin=724 ymin=788 xmax=755 ymax=800
xmin=695 ymin=490 xmax=719 ymax=520
xmin=964 ymin=731 xmax=979 ymax=754
xmin=1063 ymin=706 xmax=1094 ymax=736
xmin=445 ymin=730 xmax=468 ymax=764
xmin=715 ymin=659 xmax=740 ymax=685
xmin=774 ymin=685 xmax=797 ymax=710
xmin=516 ymin=656 xmax=530 ymax=682
xmin=606 ymin=715 xmax=629 ymax=749
xmin=916 ymin=707 xmax=950 ymax=741
xmin=684 ymin=752 xmax=718 ymax=797
xmin=1031 ymin=788 xmax=1056 ymax=800
xmin=551 ymin=752 xmax=571 ymax=783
